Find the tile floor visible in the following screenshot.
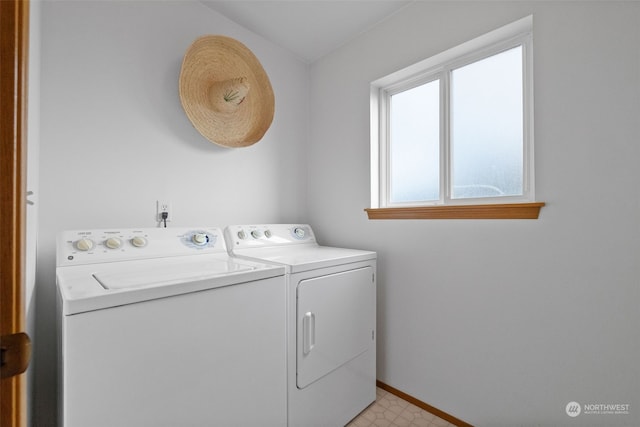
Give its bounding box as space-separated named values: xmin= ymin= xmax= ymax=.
xmin=346 ymin=387 xmax=458 ymax=427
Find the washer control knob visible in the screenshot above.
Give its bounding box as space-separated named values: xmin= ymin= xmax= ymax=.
xmin=294 ymin=227 xmax=306 ymax=239
xmin=75 ymin=238 xmax=95 ymax=251
xmin=264 ymin=229 xmax=272 ymax=238
xmin=105 ymin=237 xmax=122 ymax=249
xmin=237 ymin=230 xmax=247 ymax=240
xmin=251 ymin=230 xmax=262 ymax=239
xmin=131 ymin=236 xmax=147 ymax=248
xmin=192 ymin=233 xmax=209 ymax=246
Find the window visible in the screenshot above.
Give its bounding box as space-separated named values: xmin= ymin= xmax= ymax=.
xmin=368 ymin=16 xmax=543 ymax=219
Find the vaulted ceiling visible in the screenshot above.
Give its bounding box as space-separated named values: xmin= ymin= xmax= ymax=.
xmin=201 ymin=1 xmax=412 ymax=63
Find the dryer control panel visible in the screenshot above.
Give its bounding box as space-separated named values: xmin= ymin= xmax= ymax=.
xmin=57 ymin=227 xmax=224 ymax=267
xmin=224 ymin=224 xmax=316 ymax=249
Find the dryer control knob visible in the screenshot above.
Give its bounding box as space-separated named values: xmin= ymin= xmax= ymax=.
xmin=192 ymin=233 xmax=209 ymax=246
xmin=294 ymin=227 xmax=306 ymax=239
xmin=131 ymin=236 xmax=147 ymax=248
xmin=105 ymin=237 xmax=122 ymax=249
xmin=264 ymin=229 xmax=272 ymax=238
xmin=237 ymin=231 xmax=247 ymax=240
xmin=75 ymin=238 xmax=95 ymax=251
xmin=251 ymin=230 xmax=262 ymax=239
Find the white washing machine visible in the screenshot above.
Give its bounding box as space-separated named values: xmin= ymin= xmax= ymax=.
xmin=56 ymin=227 xmax=287 ymax=427
xmin=224 ymin=224 xmax=377 ymax=427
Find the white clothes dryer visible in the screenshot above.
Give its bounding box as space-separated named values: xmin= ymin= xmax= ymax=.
xmin=224 ymin=224 xmax=377 ymax=427
xmin=56 ymin=227 xmax=287 ymax=427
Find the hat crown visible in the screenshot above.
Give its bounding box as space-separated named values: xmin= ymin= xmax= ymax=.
xmin=209 ymin=77 xmax=250 ymax=113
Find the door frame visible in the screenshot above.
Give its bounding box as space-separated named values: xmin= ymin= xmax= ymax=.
xmin=0 ymin=1 xmax=30 ymax=426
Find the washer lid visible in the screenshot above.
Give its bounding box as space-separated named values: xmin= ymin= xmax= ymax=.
xmin=57 ymin=254 xmax=285 ymax=315
xmin=93 ymin=258 xmax=254 ymax=290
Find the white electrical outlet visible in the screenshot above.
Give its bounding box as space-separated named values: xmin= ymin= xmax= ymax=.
xmin=157 ymin=200 xmax=172 ymax=223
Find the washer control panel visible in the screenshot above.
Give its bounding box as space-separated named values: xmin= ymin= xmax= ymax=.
xmin=224 ymin=224 xmax=316 ymax=249
xmin=57 ymin=227 xmax=222 ymax=266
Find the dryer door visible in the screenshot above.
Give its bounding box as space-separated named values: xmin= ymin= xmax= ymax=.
xmin=296 ymin=266 xmax=375 ymax=389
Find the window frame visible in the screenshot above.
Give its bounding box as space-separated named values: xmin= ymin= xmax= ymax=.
xmin=370 ymin=16 xmax=538 ymax=215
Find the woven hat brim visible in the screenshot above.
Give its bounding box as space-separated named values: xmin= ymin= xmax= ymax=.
xmin=179 ymin=35 xmax=275 ymax=148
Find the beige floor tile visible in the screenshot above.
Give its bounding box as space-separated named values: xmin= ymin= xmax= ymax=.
xmin=387 ymin=403 xmax=407 ymax=416
xmin=409 ymin=417 xmax=432 ymax=427
xmin=390 ymin=415 xmax=412 ymax=427
xmin=349 ymin=388 xmax=456 ymax=427
xmin=361 ymin=409 xmax=378 ymax=422
xmin=429 ymin=418 xmax=451 ymax=427
xmin=373 ymin=418 xmax=393 ymax=427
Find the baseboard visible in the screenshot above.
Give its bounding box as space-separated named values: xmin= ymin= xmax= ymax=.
xmin=376 ymin=380 xmax=474 ymax=427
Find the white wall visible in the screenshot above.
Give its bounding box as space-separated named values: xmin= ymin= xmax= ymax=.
xmin=35 ymin=1 xmax=308 ymax=424
xmin=308 ymin=2 xmax=640 ymax=426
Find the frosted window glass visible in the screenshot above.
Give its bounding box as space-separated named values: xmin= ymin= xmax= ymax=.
xmin=389 ymin=80 xmax=440 ymax=203
xmin=451 ymin=46 xmax=523 ymax=199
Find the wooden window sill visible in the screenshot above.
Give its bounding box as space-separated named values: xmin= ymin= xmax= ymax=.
xmin=365 ymin=202 xmax=545 ymax=220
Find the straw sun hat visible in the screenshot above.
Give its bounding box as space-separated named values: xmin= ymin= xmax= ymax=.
xmin=179 ymin=35 xmax=275 ymax=148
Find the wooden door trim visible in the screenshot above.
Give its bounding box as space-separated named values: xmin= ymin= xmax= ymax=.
xmin=0 ymin=1 xmax=30 ymax=426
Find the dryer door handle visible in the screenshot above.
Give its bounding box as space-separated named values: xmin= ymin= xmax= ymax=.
xmin=302 ymin=312 xmax=315 ymax=355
